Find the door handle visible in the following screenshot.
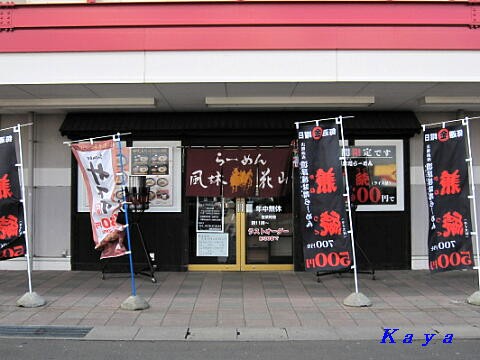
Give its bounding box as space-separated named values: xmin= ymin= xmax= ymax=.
xmin=236 ymin=200 xmax=245 ymax=213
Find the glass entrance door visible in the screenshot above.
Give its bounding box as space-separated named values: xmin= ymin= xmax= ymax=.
xmin=243 ymin=197 xmax=293 ymax=270
xmin=188 ymin=197 xmax=293 ymax=271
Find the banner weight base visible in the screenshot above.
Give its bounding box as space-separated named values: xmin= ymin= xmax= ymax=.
xmin=343 ymin=292 xmax=372 ymax=307
xmin=467 ymin=291 xmax=480 ymax=306
xmin=16 ymin=292 xmax=46 ymax=308
xmin=121 ymin=295 xmax=150 ymax=311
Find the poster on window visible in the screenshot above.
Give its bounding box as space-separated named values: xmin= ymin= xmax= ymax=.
xmin=246 ymin=200 xmax=291 ymax=243
xmin=296 ymin=121 xmax=352 ymax=272
xmin=423 ymin=124 xmax=474 ymax=272
xmin=196 ymin=197 xmax=224 ymax=232
xmin=345 ymin=140 xmax=404 ymax=211
xmin=0 ymin=130 xmax=26 ymax=261
xmin=196 ymin=232 xmax=229 ymax=257
xmin=72 ymin=140 xmax=127 ymax=259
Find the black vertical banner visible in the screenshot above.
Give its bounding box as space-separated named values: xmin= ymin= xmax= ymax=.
xmin=296 ymin=121 xmax=352 ymax=271
xmin=0 ymin=130 xmax=26 ymax=260
xmin=423 ymin=124 xmax=474 ymax=272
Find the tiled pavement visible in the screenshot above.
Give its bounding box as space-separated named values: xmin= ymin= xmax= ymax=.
xmin=0 ymin=270 xmax=480 ymax=341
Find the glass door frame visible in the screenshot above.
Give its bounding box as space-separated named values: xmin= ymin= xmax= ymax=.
xmin=188 ymin=198 xmax=294 ymax=271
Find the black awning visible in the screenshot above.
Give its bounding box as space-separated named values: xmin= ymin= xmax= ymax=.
xmin=60 ymin=111 xmax=421 ymax=142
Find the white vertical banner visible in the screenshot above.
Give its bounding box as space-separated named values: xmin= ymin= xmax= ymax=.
xmin=71 ymin=140 xmax=126 ymax=259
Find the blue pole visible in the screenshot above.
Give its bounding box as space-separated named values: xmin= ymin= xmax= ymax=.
xmin=115 ymin=136 xmax=136 ymax=297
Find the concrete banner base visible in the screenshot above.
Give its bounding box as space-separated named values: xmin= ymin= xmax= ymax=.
xmin=121 ymin=295 xmax=150 ymax=311
xmin=343 ymin=292 xmax=372 ymax=307
xmin=16 ymin=292 xmax=46 ymax=308
xmin=467 ymin=291 xmax=480 ymax=306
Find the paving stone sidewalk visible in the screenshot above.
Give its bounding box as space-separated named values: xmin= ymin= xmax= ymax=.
xmin=0 ymin=270 xmax=479 ymax=341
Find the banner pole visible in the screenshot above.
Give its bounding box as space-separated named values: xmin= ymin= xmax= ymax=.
xmin=422 ymin=116 xmax=480 ymax=129
xmin=115 ymin=134 xmax=150 ymax=311
xmin=338 ymin=116 xmax=372 ymax=307
xmin=337 ymin=117 xmax=359 ymax=293
xmin=14 ymin=124 xmax=32 ymax=293
xmin=115 ymin=137 xmax=136 ymax=297
xmin=464 ymin=118 xmax=480 ymax=306
xmin=0 ymin=123 xmax=34 ymax=133
xmin=63 ymin=132 xmax=132 ymax=146
xmin=14 ymin=123 xmax=45 ymax=308
xmin=294 ymin=115 xmax=355 ymax=128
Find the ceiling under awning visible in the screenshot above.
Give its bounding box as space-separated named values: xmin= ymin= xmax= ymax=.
xmin=60 ymin=111 xmax=421 ymax=142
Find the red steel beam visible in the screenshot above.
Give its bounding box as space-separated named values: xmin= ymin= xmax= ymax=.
xmin=7 ymin=2 xmax=479 ymax=28
xmin=1 ymin=2 xmax=479 ymax=52
xmin=1 ymin=26 xmax=479 ymax=52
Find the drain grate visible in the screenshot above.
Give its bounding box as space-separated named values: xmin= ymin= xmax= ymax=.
xmin=0 ymin=325 xmax=92 ymax=338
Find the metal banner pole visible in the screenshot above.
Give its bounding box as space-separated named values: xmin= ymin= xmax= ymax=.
xmin=422 ymin=116 xmax=480 ymax=129
xmin=117 ymin=138 xmax=136 ymax=296
xmin=114 ymin=134 xmax=149 ymax=310
xmin=464 ymin=117 xmax=480 ymax=306
xmin=63 ymin=132 xmax=132 ymax=146
xmin=14 ymin=123 xmax=45 ymax=308
xmin=337 ymin=116 xmax=371 ymax=307
xmin=337 ymin=117 xmax=359 ymax=293
xmin=65 ymin=132 xmax=149 ymax=310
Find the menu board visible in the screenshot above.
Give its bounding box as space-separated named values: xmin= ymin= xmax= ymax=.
xmin=196 ymin=197 xmax=224 ymax=232
xmin=131 ymin=147 xmax=169 ymax=176
xmin=130 ymin=146 xmax=173 ymax=208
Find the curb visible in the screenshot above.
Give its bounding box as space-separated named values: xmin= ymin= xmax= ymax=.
xmin=2 ymin=325 xmax=479 ymax=342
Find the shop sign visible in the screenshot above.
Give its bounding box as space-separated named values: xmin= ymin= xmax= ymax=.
xmin=186 ymin=148 xmax=291 ymax=197
xmin=423 ymin=124 xmax=474 ymax=272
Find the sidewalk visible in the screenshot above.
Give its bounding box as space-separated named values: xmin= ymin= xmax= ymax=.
xmin=0 ymin=270 xmax=479 ymax=341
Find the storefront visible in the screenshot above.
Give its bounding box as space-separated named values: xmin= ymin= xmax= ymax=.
xmin=60 ymin=111 xmax=420 ymax=272
xmin=0 ymin=1 xmax=479 ymax=274
xmin=186 ymin=147 xmax=293 ymax=271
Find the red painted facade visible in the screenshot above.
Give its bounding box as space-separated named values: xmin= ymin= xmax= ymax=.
xmin=0 ymin=1 xmax=479 ymax=52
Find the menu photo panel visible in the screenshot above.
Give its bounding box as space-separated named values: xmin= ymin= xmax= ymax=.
xmin=77 ymin=140 xmax=182 ymax=213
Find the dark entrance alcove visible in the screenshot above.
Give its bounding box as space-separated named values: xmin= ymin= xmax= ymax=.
xmin=60 ymin=111 xmax=420 ymax=271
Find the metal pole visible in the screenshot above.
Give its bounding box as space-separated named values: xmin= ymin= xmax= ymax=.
xmin=63 ymin=132 xmax=132 ymax=146
xmin=337 ymin=116 xmax=360 ymax=294
xmin=464 ymin=117 xmax=480 ymax=290
xmin=114 ymin=135 xmax=137 ymax=297
xmin=295 ymin=115 xmax=355 ymax=128
xmin=13 ymin=124 xmax=33 ymax=294
xmin=0 ymin=123 xmax=34 ymax=133
xmin=422 ymin=116 xmax=480 ymax=129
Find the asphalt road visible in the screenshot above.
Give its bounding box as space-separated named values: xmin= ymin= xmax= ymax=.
xmin=0 ymin=339 xmax=479 ymax=360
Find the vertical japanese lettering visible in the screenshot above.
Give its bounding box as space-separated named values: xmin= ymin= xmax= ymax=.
xmin=71 ymin=140 xmax=127 ymax=260
xmin=297 ymin=121 xmax=352 ymax=271
xmin=423 ymin=124 xmax=474 ymax=272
